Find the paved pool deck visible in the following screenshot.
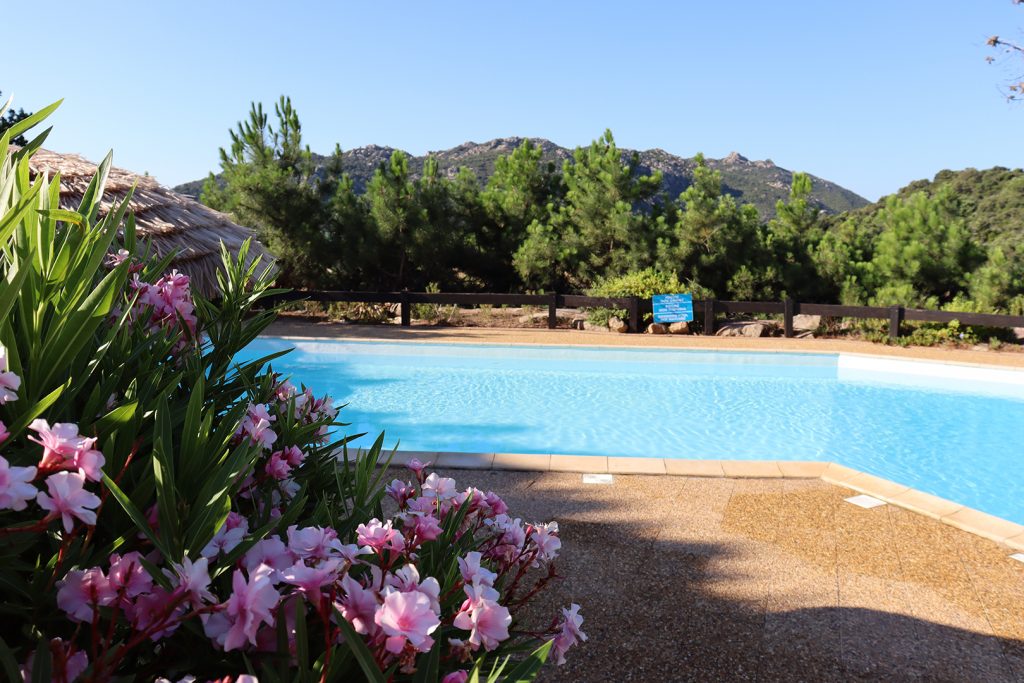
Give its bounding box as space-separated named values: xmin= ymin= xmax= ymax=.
xmin=425 ymin=467 xmax=1024 ymax=682
xmin=266 ymin=317 xmax=1024 ymax=369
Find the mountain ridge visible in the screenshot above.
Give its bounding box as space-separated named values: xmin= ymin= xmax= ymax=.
xmin=174 ymin=137 xmax=870 ymax=218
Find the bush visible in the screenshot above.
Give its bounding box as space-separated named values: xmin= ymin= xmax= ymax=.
xmin=585 ymin=268 xmax=698 ymax=327
xmin=0 ymin=103 xmax=583 ymax=681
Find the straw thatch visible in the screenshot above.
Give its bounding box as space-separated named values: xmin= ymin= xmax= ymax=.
xmin=24 ymin=148 xmax=275 ymax=297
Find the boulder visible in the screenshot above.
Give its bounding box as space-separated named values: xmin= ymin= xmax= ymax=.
xmin=792 ymin=314 xmax=821 ymax=332
xmin=646 ymin=322 xmax=668 ymax=334
xmin=1013 ymin=327 xmax=1024 ymax=343
xmin=608 ymin=317 xmax=629 ymax=333
xmin=668 ymin=321 xmax=691 ymax=335
xmin=715 ymin=322 xmax=769 ymax=338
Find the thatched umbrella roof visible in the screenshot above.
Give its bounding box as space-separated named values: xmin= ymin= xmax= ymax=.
xmin=24 ymin=148 xmax=275 ymax=297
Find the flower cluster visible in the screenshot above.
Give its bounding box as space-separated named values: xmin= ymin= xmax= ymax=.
xmin=128 ymin=270 xmax=198 ymax=351
xmin=0 ymin=357 xmax=103 ymax=533
xmin=43 ymin=459 xmax=583 ymax=680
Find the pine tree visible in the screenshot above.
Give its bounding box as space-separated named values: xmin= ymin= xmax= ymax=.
xmin=514 ymin=130 xmax=660 ymax=290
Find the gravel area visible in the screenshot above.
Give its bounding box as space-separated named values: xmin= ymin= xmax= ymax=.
xmin=425 ymin=469 xmax=1024 ymax=682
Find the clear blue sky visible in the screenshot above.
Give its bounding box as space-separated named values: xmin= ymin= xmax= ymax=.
xmin=7 ymin=1 xmax=1024 ymax=200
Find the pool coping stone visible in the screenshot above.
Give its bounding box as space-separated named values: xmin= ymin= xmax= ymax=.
xmin=386 ymin=450 xmax=1024 ymax=552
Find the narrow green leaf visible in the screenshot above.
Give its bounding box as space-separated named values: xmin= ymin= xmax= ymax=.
xmin=101 ymin=472 xmax=172 ymax=560
xmin=498 ymin=640 xmax=553 ymax=682
xmin=332 ymin=607 xmax=385 ymax=683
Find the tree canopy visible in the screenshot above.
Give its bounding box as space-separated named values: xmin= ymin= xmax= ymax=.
xmin=203 ymin=98 xmax=1024 ymax=315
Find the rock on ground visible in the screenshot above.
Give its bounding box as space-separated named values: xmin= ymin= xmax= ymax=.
xmin=646 ymin=322 xmax=668 ymax=334
xmin=608 ymin=317 xmax=628 ymax=333
xmin=668 ymin=321 xmax=691 ymax=335
xmin=715 ymin=322 xmax=769 ymax=338
xmin=792 ymin=314 xmax=821 ymax=332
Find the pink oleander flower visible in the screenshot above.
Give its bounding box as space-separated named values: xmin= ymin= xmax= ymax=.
xmin=264 ymin=451 xmax=291 ymax=480
xmin=409 ymin=512 xmax=444 ymax=543
xmin=0 ymin=419 xmax=9 ymax=444
xmin=109 ymin=551 xmax=155 ymax=598
xmin=280 ymin=559 xmax=341 ymax=598
xmin=281 ymin=444 xmax=306 ymax=467
xmin=274 ymin=379 xmax=297 ymax=401
xmin=406 ymin=496 xmax=438 ymax=515
xmin=338 ymin=542 xmax=374 ymax=564
xmin=442 ymin=671 xmax=469 ymax=683
xmin=243 ymin=537 xmax=295 ymax=578
xmin=133 ymin=586 xmax=186 ymax=640
xmin=202 ymin=511 xmax=249 ymax=558
xmin=530 ymin=521 xmax=562 ymax=562
xmin=36 ymin=471 xmax=101 ymax=532
xmin=452 ymin=583 xmax=511 ymax=652
xmin=406 ymin=458 xmax=431 ymax=478
xmin=57 ymin=567 xmax=117 ymax=622
xmin=550 ymin=603 xmax=587 ymax=665
xmin=356 ymin=518 xmax=406 ymax=554
xmin=237 ymin=403 xmax=278 ymax=450
xmin=168 ymin=556 xmax=217 ymax=606
xmin=337 ymin=573 xmax=380 ymax=636
xmin=374 ymin=588 xmax=440 ymax=654
xmin=105 ymin=248 xmax=130 ymax=268
xmin=287 ymin=525 xmax=343 ymax=562
xmin=458 ymin=551 xmax=497 ymax=588
xmin=482 ymin=491 xmax=508 ymax=517
xmin=0 ymin=346 xmax=21 ymax=404
xmin=22 ymin=639 xmax=89 ymax=683
xmin=385 ymin=479 xmax=415 ymax=507
xmin=0 ymin=455 xmax=37 ymax=511
xmin=385 ymin=565 xmax=441 ymax=613
xmin=205 ymin=564 xmax=281 ymax=651
xmin=422 ymin=473 xmax=457 ymax=501
xmin=28 ymin=419 xmax=105 ymax=481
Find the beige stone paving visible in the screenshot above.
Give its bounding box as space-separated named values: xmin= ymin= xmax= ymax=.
xmin=419 ymin=468 xmax=1024 ymax=682
xmin=268 ymin=318 xmax=1024 ymax=368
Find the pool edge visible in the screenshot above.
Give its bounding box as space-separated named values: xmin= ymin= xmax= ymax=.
xmin=383 ymin=449 xmax=1024 ymax=552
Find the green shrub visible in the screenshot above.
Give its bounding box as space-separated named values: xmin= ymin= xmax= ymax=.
xmin=585 ymin=269 xmax=704 ymax=328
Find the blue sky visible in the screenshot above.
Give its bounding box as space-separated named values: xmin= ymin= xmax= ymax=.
xmin=7 ymin=1 xmax=1024 ymax=200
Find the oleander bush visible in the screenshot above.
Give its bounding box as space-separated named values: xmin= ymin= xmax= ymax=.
xmin=0 ymin=102 xmax=583 ymax=682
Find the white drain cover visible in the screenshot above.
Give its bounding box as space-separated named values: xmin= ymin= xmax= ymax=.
xmin=845 ymin=494 xmax=886 ymax=509
xmin=582 ymin=473 xmax=614 ymax=485
xmin=1010 ymin=553 xmax=1024 ymax=564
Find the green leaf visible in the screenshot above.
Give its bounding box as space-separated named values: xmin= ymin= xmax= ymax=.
xmin=332 ymin=607 xmax=385 ymax=683
xmin=498 ymin=640 xmax=553 ymax=682
xmin=4 ymin=99 xmax=62 ymax=142
xmin=411 ymin=637 xmax=441 ymax=683
xmin=101 ymin=472 xmax=172 ymax=560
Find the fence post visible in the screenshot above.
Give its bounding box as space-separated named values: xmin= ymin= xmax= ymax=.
xmin=400 ymin=292 xmax=411 ymax=327
xmin=628 ymin=297 xmax=640 ymax=333
xmin=703 ymin=299 xmax=716 ymax=336
xmin=888 ymin=305 xmax=904 ymax=340
xmin=784 ymin=298 xmax=795 ymax=338
xmin=548 ymin=291 xmax=558 ymax=330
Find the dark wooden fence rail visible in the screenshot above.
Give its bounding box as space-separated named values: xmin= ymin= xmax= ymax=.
xmin=269 ymin=290 xmax=1024 ymax=340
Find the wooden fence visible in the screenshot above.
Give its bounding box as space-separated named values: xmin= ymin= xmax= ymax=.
xmin=269 ymin=290 xmax=1024 ymax=340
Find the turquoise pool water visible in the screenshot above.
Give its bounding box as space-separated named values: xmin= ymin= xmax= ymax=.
xmin=240 ymin=339 xmax=1024 ymax=524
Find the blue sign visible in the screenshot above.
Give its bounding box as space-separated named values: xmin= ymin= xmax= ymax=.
xmin=652 ymin=293 xmax=694 ymax=323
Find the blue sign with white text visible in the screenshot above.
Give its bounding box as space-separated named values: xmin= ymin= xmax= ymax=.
xmin=652 ymin=293 xmax=694 ymax=323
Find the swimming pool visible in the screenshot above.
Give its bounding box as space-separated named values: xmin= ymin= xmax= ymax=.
xmin=241 ymin=339 xmax=1024 ymax=524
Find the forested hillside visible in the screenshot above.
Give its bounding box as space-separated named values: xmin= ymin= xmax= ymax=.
xmin=177 ymin=140 xmax=867 ymax=220
xmin=197 ymin=98 xmax=1024 ymax=317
